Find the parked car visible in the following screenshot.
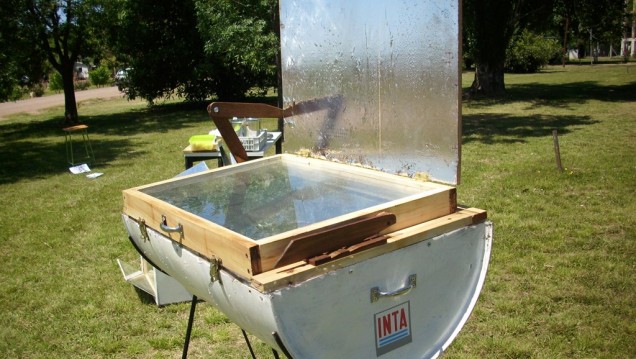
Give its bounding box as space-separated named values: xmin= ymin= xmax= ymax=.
xmin=115 ymin=68 xmax=130 ymax=83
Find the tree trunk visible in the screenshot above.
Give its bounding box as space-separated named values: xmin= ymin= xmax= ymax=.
xmin=470 ymin=61 xmax=506 ymax=96
xmin=632 ymin=0 xmax=636 ymax=57
xmin=61 ymin=61 xmax=79 ymax=125
xmin=562 ymin=16 xmax=570 ymax=66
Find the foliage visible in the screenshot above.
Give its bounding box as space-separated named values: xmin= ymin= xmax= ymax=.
xmin=29 ymin=83 xmax=46 ymax=97
xmin=505 ymin=30 xmax=562 ymax=73
xmin=114 ymin=0 xmax=279 ymax=103
xmin=0 ymin=0 xmax=48 ymax=102
xmin=115 ymin=0 xmax=210 ymax=103
xmin=49 ymin=71 xmax=64 ymax=92
xmin=552 ymin=0 xmax=627 ymax=60
xmin=21 ymin=0 xmax=112 ymax=122
xmin=463 ymin=0 xmax=555 ymax=95
xmin=90 ymin=66 xmax=111 ymax=87
xmin=194 ymin=0 xmax=279 ymax=100
xmin=75 ymin=79 xmax=91 ymax=91
xmin=463 ymin=0 xmax=627 ymax=94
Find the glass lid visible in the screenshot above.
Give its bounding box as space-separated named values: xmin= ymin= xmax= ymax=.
xmin=141 ymin=159 xmax=424 ymax=240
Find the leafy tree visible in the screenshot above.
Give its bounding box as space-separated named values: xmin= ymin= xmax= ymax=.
xmin=194 ymin=0 xmax=279 ymax=100
xmin=553 ymin=0 xmax=627 ymax=62
xmin=463 ymin=0 xmax=555 ymax=96
xmin=114 ymin=0 xmax=278 ymax=103
xmin=49 ymin=72 xmax=64 ymax=92
xmin=115 ymin=0 xmax=209 ymax=103
xmin=23 ymin=0 xmax=111 ymax=123
xmin=0 ymin=0 xmax=49 ymax=101
xmin=89 ymin=66 xmax=111 ymax=87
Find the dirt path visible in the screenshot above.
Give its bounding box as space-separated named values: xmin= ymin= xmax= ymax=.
xmin=0 ymin=86 xmax=124 ymax=120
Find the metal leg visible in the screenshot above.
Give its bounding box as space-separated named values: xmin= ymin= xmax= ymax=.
xmin=182 ymin=295 xmax=198 ymax=359
xmin=241 ymin=329 xmax=258 ymax=359
xmin=272 ymin=332 xmax=293 ymax=359
xmin=180 ymin=296 xmax=287 ymax=359
xmin=82 ymin=130 xmax=95 ymax=164
xmin=66 ymin=133 xmax=75 ymax=165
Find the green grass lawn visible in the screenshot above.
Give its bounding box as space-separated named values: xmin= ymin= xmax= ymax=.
xmin=0 ymin=63 xmax=634 ymax=358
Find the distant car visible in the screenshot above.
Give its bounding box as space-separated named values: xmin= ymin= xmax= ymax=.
xmin=115 ymin=68 xmax=130 ymax=83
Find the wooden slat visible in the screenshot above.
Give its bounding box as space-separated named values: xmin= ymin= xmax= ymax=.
xmin=307 ymin=235 xmax=389 ymax=266
xmin=274 ymin=212 xmax=396 ymax=268
xmin=209 ymin=115 xmax=248 ymax=163
xmin=208 ymin=102 xmax=284 ymax=119
xmin=256 ymin=186 xmax=456 ymax=273
xmin=251 ymin=207 xmax=487 ymax=292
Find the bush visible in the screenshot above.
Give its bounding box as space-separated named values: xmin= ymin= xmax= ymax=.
xmin=75 ymin=79 xmax=91 ymax=91
xmin=30 ymin=83 xmax=45 ymax=97
xmin=505 ymin=30 xmax=561 ymax=73
xmin=49 ymin=72 xmax=63 ymax=92
xmin=90 ymin=66 xmax=111 ymax=87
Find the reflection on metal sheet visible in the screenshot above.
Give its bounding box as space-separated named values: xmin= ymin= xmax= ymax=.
xmin=280 ymin=0 xmax=461 ymax=184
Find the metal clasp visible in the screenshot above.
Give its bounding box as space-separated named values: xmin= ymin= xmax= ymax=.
xmin=210 ymin=256 xmax=222 ymax=284
xmin=138 ymin=218 xmax=150 ymax=242
xmin=370 ymin=274 xmax=417 ymax=303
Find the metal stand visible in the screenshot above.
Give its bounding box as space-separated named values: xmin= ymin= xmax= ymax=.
xmin=182 ymin=295 xmax=198 ymax=359
xmin=63 ymin=124 xmax=94 ymax=165
xmin=181 ymin=297 xmax=292 ymax=358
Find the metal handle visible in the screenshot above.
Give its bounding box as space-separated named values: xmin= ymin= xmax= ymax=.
xmin=160 ymin=215 xmax=183 ymax=235
xmin=370 ymin=274 xmax=417 ymax=303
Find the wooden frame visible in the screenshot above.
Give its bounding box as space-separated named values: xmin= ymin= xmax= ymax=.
xmin=123 ymin=154 xmax=457 ymax=279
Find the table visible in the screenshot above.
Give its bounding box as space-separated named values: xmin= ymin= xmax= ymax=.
xmin=183 ymin=131 xmax=282 ymax=169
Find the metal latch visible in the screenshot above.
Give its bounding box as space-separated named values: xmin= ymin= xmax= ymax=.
xmin=210 ymin=256 xmax=222 ymax=284
xmin=138 ymin=218 xmax=150 ymax=242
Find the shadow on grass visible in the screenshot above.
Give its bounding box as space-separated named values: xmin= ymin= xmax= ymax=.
xmin=0 ymin=136 xmax=148 ymax=185
xmin=466 ymin=80 xmax=636 ymax=110
xmin=463 ymin=113 xmax=599 ymax=145
xmin=0 ymin=98 xmax=279 ymax=185
xmin=0 ymin=102 xmax=212 ymax=185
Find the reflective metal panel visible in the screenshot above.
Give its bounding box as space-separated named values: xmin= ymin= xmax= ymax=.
xmin=280 ymin=0 xmax=461 ymax=184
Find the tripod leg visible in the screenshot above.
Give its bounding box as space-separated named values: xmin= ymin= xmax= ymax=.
xmin=182 ymin=295 xmax=198 ymax=359
xmin=241 ymin=329 xmax=257 ymax=359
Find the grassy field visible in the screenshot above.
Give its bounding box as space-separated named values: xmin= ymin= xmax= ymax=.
xmin=0 ymin=64 xmax=634 ymax=358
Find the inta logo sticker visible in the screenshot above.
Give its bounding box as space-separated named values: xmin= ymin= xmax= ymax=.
xmin=374 ymin=301 xmax=412 ymax=356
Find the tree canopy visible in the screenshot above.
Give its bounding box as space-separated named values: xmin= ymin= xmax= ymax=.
xmin=0 ymin=0 xmax=49 ymax=101
xmin=21 ymin=0 xmax=112 ymax=123
xmin=463 ymin=0 xmax=556 ymax=96
xmin=1 ymin=0 xmax=632 ymax=105
xmin=114 ymin=0 xmax=278 ymax=103
xmin=195 ymin=0 xmax=279 ymax=100
xmin=463 ymin=0 xmax=628 ymax=96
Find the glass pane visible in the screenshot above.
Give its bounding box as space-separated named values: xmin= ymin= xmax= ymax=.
xmin=280 ymin=0 xmax=461 ymax=184
xmin=142 ymin=160 xmax=422 ymax=240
